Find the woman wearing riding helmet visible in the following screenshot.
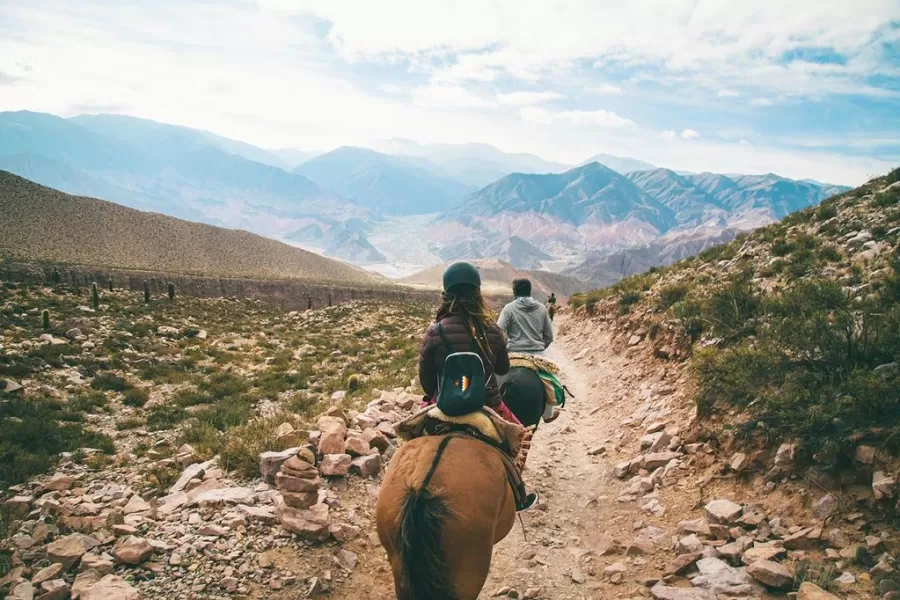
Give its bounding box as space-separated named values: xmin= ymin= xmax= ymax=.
xmin=417 ymin=261 xmax=520 ymax=425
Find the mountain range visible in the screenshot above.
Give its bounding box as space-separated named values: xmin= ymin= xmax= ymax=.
xmin=0 ymin=110 xmax=851 ymax=286
xmin=294 ymin=146 xmax=472 ymax=215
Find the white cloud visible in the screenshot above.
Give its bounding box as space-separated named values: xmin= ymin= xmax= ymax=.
xmin=717 ymin=89 xmax=739 ymax=97
xmin=412 ymin=84 xmax=493 ymax=109
xmin=681 ymin=129 xmax=701 ymax=139
xmin=521 ymin=106 xmax=634 ymax=128
xmin=588 ymin=83 xmax=624 ymax=95
xmin=279 ymin=0 xmax=899 ymax=98
xmin=751 ymin=98 xmax=775 ymax=106
xmin=496 ymin=91 xmax=564 ymax=105
xmin=739 ymin=138 xmax=751 ymax=145
xmin=660 ymin=130 xmax=677 ymax=139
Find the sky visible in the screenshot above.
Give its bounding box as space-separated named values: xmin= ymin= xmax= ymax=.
xmin=1 ymin=0 xmax=899 ymax=185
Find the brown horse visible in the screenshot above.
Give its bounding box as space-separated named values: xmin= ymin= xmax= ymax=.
xmin=376 ymin=434 xmax=516 ymax=600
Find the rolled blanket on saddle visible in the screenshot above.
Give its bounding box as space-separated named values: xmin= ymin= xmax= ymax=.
xmin=394 ymin=405 xmax=533 ymax=462
xmin=508 ymin=352 xmax=571 ymax=409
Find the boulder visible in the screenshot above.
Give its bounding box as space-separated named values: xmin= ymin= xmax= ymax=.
xmin=259 ymin=448 xmax=301 ymax=483
xmin=277 ymin=503 xmax=330 ymax=542
xmin=362 ymin=428 xmax=391 ymax=453
xmin=169 ymin=460 xmax=212 ymax=493
xmin=37 ymin=580 xmax=69 ymax=600
xmin=189 ymin=486 xmax=254 ymax=507
xmin=678 ymin=534 xmax=704 ymax=554
xmin=71 ymin=570 xmax=103 ymax=600
xmin=319 ymin=454 xmax=352 ymax=477
xmin=741 ymin=545 xmax=785 ymax=565
xmin=783 ymin=527 xmax=821 ymax=550
xmin=44 ymin=473 xmax=77 ymax=492
xmin=746 ymin=559 xmax=792 ymax=589
xmin=281 ymin=491 xmax=319 ymax=509
xmin=317 ymin=416 xmax=347 ymax=455
xmin=237 ymin=504 xmax=278 ymax=524
xmin=31 ymin=564 xmax=64 ymax=586
xmin=730 ymin=453 xmax=749 ymax=472
xmin=704 ymin=499 xmax=743 ymax=524
xmin=855 ymin=445 xmax=876 ymax=465
xmin=691 ymin=557 xmax=764 ymax=596
xmin=79 ymin=575 xmax=139 ymax=600
xmin=677 ymin=519 xmax=712 ymax=537
xmin=47 ymin=534 xmax=98 ymax=568
xmin=350 ymin=454 xmax=382 ymax=478
xmin=112 ymin=536 xmax=153 ymax=565
xmin=79 ymin=554 xmax=113 ymax=576
xmin=664 ymin=553 xmax=703 ymax=576
xmin=8 ymin=583 xmax=34 ymax=600
xmin=276 ymin=473 xmax=321 ymax=493
xmin=641 ymin=451 xmax=682 ymax=471
xmin=873 ymin=471 xmax=895 ymax=500
xmin=797 ymin=582 xmax=841 ymax=599
xmin=344 ymin=436 xmax=371 ymax=457
xmin=122 ymin=495 xmax=149 ymax=515
xmin=813 ymin=494 xmax=839 ymax=520
xmin=650 ymin=584 xmax=716 ymax=600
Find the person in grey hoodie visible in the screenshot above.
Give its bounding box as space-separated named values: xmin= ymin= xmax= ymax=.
xmin=497 ymin=278 xmax=554 ymax=354
xmin=497 ymin=278 xmax=559 ymax=422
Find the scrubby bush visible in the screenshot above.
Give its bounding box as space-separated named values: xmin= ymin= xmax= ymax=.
xmin=0 ymin=395 xmax=114 ymax=486
xmin=90 ymin=373 xmax=130 ymax=392
xmin=123 ymin=387 xmax=149 ymax=407
xmin=694 ymin=278 xmax=900 ymax=459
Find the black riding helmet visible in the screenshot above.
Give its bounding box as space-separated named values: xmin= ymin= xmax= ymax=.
xmin=442 ymin=261 xmax=481 ymax=292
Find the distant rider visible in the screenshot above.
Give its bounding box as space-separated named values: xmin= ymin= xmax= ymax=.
xmin=547 ymin=292 xmax=557 ymax=321
xmin=497 ymin=279 xmax=559 ymax=423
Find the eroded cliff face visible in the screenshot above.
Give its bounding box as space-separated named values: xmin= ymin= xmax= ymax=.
xmin=2 ymin=261 xmax=441 ymax=311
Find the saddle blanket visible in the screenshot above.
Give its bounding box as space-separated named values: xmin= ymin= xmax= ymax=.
xmin=508 ymin=352 xmax=571 ymax=408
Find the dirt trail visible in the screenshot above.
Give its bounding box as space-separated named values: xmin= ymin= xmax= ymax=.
xmin=339 ymin=312 xmax=693 ymax=600
xmin=475 ymin=314 xmax=649 ymax=599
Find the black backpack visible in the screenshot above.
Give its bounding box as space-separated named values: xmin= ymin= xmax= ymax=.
xmin=435 ymin=322 xmax=489 ymax=417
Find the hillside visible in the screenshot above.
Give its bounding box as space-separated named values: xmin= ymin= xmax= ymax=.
xmin=401 ymin=258 xmax=587 ymax=301
xmin=294 ymin=146 xmax=471 ymax=215
xmin=573 ymin=166 xmax=900 ymax=463
xmin=0 ymin=171 xmax=382 ymax=285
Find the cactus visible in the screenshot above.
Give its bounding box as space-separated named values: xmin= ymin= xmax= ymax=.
xmin=143 ymin=280 xmax=150 ymax=304
xmin=51 ymin=269 xmax=61 ymax=285
xmin=168 ymin=282 xmax=176 ymax=302
xmin=91 ymin=282 xmax=100 ymax=310
xmin=346 ymin=373 xmax=361 ymax=392
xmin=108 ymin=279 xmax=114 ymax=292
xmin=42 ymin=310 xmax=50 ymax=331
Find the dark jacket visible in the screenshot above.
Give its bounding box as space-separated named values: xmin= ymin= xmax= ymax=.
xmin=418 ymin=313 xmax=510 ymax=406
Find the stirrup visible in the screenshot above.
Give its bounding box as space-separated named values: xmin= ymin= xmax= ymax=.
xmin=516 ymin=490 xmax=538 ymax=512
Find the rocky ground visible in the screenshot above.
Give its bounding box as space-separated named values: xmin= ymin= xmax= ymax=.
xmin=1 ymin=277 xmax=898 ymax=599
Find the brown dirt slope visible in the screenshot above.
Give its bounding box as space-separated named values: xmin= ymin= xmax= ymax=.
xmin=0 ymin=170 xmax=383 ymax=285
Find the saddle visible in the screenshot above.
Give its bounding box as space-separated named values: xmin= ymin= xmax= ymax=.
xmin=396 ymin=406 xmax=533 ymax=509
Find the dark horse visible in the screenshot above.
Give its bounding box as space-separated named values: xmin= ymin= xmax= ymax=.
xmin=497 ymin=367 xmax=546 ymax=429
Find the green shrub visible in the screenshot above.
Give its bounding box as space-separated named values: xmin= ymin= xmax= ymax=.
xmin=816 ymin=203 xmax=838 ymax=221
xmin=817 ymin=244 xmax=842 ymax=262
xmin=68 ymin=391 xmax=109 ymax=413
xmin=146 ymin=405 xmax=188 ymax=431
xmin=657 ymin=283 xmax=690 ymax=310
xmin=0 ymin=396 xmax=115 ymax=486
xmin=122 ymin=387 xmax=149 ymax=408
xmin=694 ymin=278 xmax=900 ymax=459
xmin=90 ymin=373 xmax=130 ymax=392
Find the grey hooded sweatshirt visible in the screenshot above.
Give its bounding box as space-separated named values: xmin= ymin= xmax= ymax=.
xmin=497 ymin=296 xmax=554 ymax=353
